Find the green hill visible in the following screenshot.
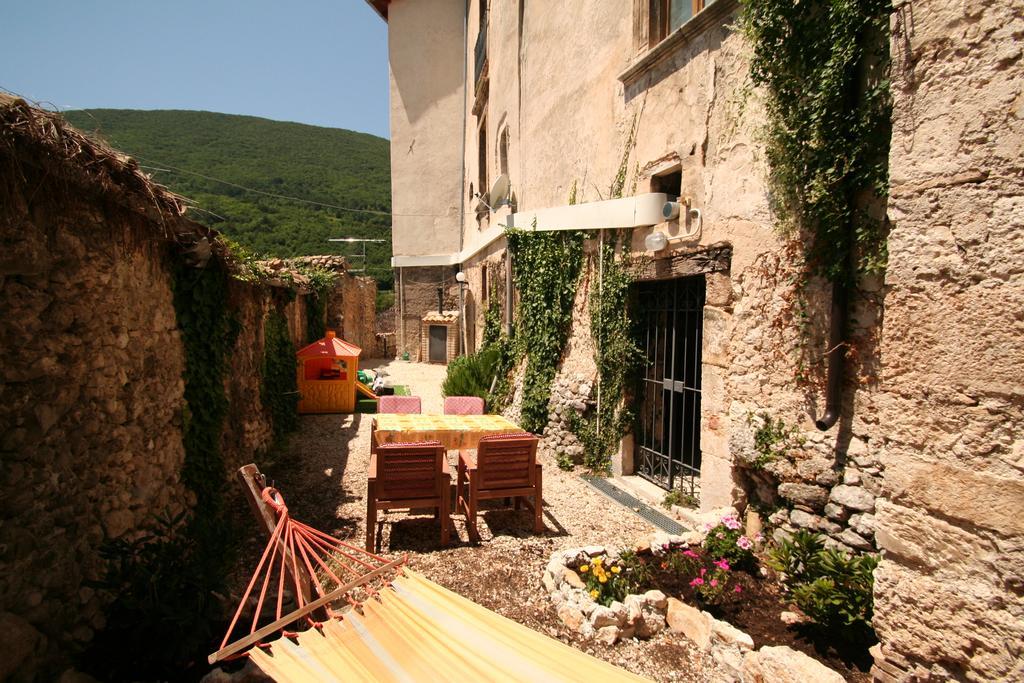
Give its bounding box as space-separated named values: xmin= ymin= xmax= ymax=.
xmin=61 ymin=109 xmax=394 ymax=288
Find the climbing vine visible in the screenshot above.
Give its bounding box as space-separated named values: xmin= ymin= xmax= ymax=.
xmin=85 ymin=260 xmax=241 ymax=678
xmin=173 ymin=260 xmax=239 ymax=519
xmin=739 ymin=0 xmax=892 ymax=283
xmin=505 ymin=227 xmax=584 ymax=432
xmin=569 ymin=235 xmax=643 ymax=473
xmin=262 ymin=307 xmax=299 ymax=445
xmin=302 ymin=267 xmax=336 ymax=342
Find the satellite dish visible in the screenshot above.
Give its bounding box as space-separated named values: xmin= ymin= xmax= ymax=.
xmin=488 ymin=174 xmax=510 ymax=208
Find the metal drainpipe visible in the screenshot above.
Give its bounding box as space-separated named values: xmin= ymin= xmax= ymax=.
xmin=398 ymin=267 xmax=405 ymax=356
xmin=456 ymin=0 xmax=469 ymax=356
xmin=815 ymin=279 xmax=847 ymax=431
xmin=596 ymin=231 xmax=603 ymax=441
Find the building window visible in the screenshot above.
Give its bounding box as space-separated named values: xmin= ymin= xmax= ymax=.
xmin=651 ymin=166 xmax=682 ymax=201
xmin=650 ymin=0 xmax=715 ymax=46
xmin=477 ymin=116 xmax=488 ymax=200
xmin=481 ymin=264 xmax=489 ymax=302
xmin=498 ymin=127 xmax=510 ymax=177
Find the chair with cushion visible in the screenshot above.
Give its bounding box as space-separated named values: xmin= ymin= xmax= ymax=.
xmin=367 ymin=440 xmax=450 ymax=551
xmin=443 ymin=396 xmax=485 ymax=415
xmin=457 ymin=432 xmax=543 ymax=541
xmin=378 ymin=395 xmax=422 ymax=414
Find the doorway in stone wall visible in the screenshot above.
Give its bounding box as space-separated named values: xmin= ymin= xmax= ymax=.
xmin=428 ymin=325 xmax=448 ymax=363
xmin=633 ymin=275 xmax=705 ymax=499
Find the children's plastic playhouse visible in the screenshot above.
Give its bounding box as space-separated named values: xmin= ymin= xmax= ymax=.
xmin=296 ymin=330 xmax=378 ymax=414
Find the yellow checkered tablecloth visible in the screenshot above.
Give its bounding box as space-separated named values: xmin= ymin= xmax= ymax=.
xmin=373 ymin=414 xmax=524 ymax=450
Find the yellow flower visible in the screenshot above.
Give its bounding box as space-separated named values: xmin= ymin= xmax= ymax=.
xmin=590 ymin=589 xmax=599 ymax=598
xmin=579 ymin=565 xmax=589 ymax=573
xmin=611 ymin=566 xmax=621 ymax=574
xmin=593 ymin=556 xmax=603 ymax=565
xmin=599 ymin=575 xmax=607 ymax=584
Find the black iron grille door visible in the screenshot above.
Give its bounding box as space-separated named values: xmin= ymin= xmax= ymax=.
xmin=634 ymin=276 xmax=705 ymax=495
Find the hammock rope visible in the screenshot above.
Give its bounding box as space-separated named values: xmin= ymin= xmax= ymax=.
xmin=215 ymin=486 xmax=404 ymax=661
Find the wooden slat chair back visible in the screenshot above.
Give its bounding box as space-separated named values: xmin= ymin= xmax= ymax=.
xmin=378 ymin=442 xmax=445 ymax=500
xmin=457 ymin=432 xmax=543 ymax=541
xmin=367 ymin=440 xmax=450 ymax=551
xmin=476 ymin=436 xmax=536 ymax=490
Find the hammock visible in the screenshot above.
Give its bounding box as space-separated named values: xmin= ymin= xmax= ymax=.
xmin=213 ymin=465 xmax=648 ymax=682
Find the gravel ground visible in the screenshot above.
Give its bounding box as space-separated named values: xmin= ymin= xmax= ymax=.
xmin=252 ymin=360 xmax=728 ymax=682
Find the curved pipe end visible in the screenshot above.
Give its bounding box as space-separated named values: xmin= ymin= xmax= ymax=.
xmin=815 ymin=409 xmax=840 ymax=432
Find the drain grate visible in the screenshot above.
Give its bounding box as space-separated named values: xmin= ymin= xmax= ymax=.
xmin=581 ymin=475 xmax=688 ymax=535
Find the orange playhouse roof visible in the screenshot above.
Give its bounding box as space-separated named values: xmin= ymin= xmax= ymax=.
xmin=296 ymin=330 xmax=362 ymax=359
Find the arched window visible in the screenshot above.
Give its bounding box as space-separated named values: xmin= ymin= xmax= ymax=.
xmin=498 ymin=126 xmax=510 ymax=177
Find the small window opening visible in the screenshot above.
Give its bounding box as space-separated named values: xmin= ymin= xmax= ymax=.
xmin=498 ymin=127 xmax=509 ymax=177
xmin=478 ymin=117 xmax=488 ymax=197
xmin=651 ymin=167 xmax=682 ymax=201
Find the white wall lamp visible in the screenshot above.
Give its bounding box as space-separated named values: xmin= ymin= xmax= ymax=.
xmin=644 ymin=200 xmax=703 ymax=251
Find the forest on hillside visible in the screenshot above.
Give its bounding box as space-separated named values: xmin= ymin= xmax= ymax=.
xmin=62 ymin=109 xmax=394 ymax=288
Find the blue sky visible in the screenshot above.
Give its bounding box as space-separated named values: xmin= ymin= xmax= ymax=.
xmin=0 ymin=0 xmax=391 ymax=138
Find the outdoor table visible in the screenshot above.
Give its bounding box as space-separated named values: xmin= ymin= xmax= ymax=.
xmin=373 ymin=414 xmax=523 ymax=451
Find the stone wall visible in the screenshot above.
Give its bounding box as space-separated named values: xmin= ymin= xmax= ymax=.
xmin=867 ymin=0 xmax=1024 ymax=679
xmin=0 ymin=182 xmax=193 ymax=678
xmin=0 ymin=104 xmax=365 ymax=677
xmin=330 ymin=274 xmax=378 ymax=355
xmin=396 ymin=265 xmax=459 ymax=360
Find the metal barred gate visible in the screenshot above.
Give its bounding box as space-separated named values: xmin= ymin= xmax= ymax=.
xmin=633 ymin=276 xmax=705 ymax=497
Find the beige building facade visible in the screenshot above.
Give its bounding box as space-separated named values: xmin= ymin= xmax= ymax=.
xmin=368 ymin=0 xmax=1024 ymax=679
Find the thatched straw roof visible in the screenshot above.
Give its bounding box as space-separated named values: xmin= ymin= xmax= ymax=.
xmin=0 ymin=93 xmax=215 ymax=249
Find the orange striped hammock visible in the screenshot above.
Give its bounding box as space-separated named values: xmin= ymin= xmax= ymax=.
xmin=216 ymin=465 xmax=647 ymax=682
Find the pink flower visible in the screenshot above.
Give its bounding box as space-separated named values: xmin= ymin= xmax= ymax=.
xmin=734 ymin=585 xmax=742 ymax=593
xmin=700 ymin=567 xmax=707 ymax=575
xmin=755 ymin=533 xmax=764 ymax=542
xmin=716 ymin=532 xmax=725 ymax=539
xmin=690 ymin=577 xmax=704 ymax=587
xmin=683 ymin=549 xmax=699 ymax=558
xmin=714 ymin=559 xmax=730 ymax=571
xmin=710 ymin=579 xmax=718 ymax=587
xmin=737 ymin=536 xmax=753 ymax=550
xmin=722 ymin=516 xmax=742 ymax=531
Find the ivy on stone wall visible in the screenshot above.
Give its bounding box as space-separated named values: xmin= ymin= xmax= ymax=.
xmin=303 ymin=267 xmax=336 ymax=342
xmin=85 ymin=260 xmax=240 ymax=679
xmin=505 ymin=227 xmax=584 ymax=433
xmin=173 ymin=261 xmax=239 ymax=521
xmin=739 ymin=0 xmax=892 ymax=282
xmin=569 ymin=235 xmax=643 ymax=472
xmin=262 ymin=307 xmax=299 ymax=446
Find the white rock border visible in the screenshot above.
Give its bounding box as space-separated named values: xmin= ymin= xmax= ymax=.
xmin=544 ymin=532 xmax=845 ymax=681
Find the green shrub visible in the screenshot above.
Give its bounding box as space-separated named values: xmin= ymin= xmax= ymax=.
xmin=441 ymin=344 xmax=502 ymax=403
xmin=767 ymin=530 xmax=879 ymax=641
xmin=82 ymin=512 xmax=227 ymax=680
xmin=556 ymin=452 xmax=575 ymax=471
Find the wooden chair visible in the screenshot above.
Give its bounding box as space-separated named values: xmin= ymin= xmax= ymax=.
xmin=378 ymin=395 xmax=422 ymax=414
xmin=443 ymin=396 xmax=485 ymax=415
xmin=457 ymin=433 xmax=543 ymax=541
xmin=367 ymin=440 xmax=450 ymax=551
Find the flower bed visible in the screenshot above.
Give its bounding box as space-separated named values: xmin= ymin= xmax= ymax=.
xmin=544 ymin=514 xmax=871 ymax=681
